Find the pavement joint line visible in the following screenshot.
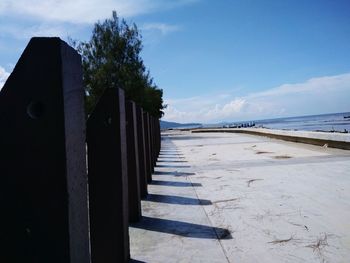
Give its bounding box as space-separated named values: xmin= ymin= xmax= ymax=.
xmin=183 ymin=151 xmax=232 ymax=263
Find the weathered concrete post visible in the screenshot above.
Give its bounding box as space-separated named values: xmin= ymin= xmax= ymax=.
xmin=159 ymin=119 xmax=162 ymax=152
xmin=0 ymin=37 xmax=90 ymax=263
xmin=158 ymin=118 xmax=161 ymax=152
xmin=155 ymin=118 xmax=161 ymax=157
xmin=143 ymin=111 xmax=152 ymax=182
xmin=151 ymin=116 xmax=157 ymax=169
xmin=87 ymin=88 xmax=130 ymax=263
xmin=126 ymin=100 xmax=142 ymax=222
xmin=148 ymin=113 xmax=154 ymax=177
xmin=153 ymin=117 xmax=159 ymax=165
xmin=136 ymin=106 xmax=148 ymax=198
xmin=149 ymin=115 xmax=155 ymax=173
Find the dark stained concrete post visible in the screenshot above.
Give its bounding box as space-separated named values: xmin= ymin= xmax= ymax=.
xmin=87 ymin=88 xmax=130 ymax=263
xmin=126 ymin=100 xmax=142 ymax=222
xmin=0 ymin=38 xmax=90 ymax=263
xmin=143 ymin=112 xmax=152 ymax=182
xmin=149 ymin=114 xmax=154 ymax=175
xmin=152 ymin=116 xmax=157 ymax=168
xmin=158 ymin=119 xmax=162 ymax=153
xmin=149 ymin=115 xmax=154 ymax=169
xmin=154 ymin=117 xmax=159 ymax=162
xmin=154 ymin=118 xmax=159 ymax=162
xmin=155 ymin=118 xmax=161 ymax=157
xmin=149 ymin=115 xmax=155 ymax=173
xmin=157 ymin=118 xmax=161 ymax=152
xmin=136 ymin=106 xmax=148 ymax=198
xmin=158 ymin=119 xmax=161 ymax=153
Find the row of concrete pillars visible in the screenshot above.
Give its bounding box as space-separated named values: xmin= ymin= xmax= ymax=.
xmin=0 ymin=38 xmax=161 ymax=262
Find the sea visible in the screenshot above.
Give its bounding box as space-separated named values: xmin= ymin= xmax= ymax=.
xmin=169 ymin=112 xmax=350 ymax=132
xmin=230 ymin=112 xmax=350 ymax=132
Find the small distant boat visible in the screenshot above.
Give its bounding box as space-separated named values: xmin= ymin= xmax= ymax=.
xmin=344 ymin=116 xmax=350 ymax=119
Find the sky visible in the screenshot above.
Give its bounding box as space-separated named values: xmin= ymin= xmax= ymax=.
xmin=1 ymin=0 xmax=350 ymax=123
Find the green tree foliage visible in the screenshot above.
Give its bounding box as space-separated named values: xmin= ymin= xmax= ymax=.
xmin=75 ymin=11 xmax=164 ymax=117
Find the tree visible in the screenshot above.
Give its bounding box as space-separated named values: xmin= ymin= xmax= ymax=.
xmin=75 ymin=11 xmax=165 ymax=117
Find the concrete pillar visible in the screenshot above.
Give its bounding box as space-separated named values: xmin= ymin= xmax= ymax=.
xmin=126 ymin=100 xmax=142 ymax=222
xmin=150 ymin=115 xmax=156 ymax=172
xmin=158 ymin=119 xmax=161 ymax=153
xmin=0 ymin=37 xmax=90 ymax=263
xmin=87 ymin=88 xmax=130 ymax=263
xmin=136 ymin=106 xmax=148 ymax=198
xmin=152 ymin=117 xmax=159 ymax=164
xmin=153 ymin=117 xmax=157 ymax=166
xmin=158 ymin=118 xmax=161 ymax=153
xmin=143 ymin=112 xmax=152 ymax=182
xmin=155 ymin=118 xmax=161 ymax=157
xmin=149 ymin=115 xmax=155 ymax=169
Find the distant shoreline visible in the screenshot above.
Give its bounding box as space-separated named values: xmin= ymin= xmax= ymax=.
xmin=162 ymin=111 xmax=350 ymax=132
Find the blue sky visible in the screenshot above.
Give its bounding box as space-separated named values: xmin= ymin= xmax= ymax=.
xmin=1 ymin=0 xmax=350 ymax=123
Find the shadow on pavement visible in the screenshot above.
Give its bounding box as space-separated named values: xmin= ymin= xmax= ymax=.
xmin=157 ymin=156 xmax=185 ymax=159
xmin=154 ymin=171 xmax=195 ymax=176
xmin=158 ymin=154 xmax=184 ymax=157
xmin=146 ymin=194 xmax=211 ymax=205
xmin=131 ymin=216 xmax=232 ymax=240
xmin=156 ymin=164 xmax=191 ymax=168
xmin=150 ymin=180 xmax=202 ymax=187
xmin=157 ymin=160 xmax=188 ymax=163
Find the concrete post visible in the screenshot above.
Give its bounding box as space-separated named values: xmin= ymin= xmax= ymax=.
xmin=149 ymin=113 xmax=154 ymax=176
xmin=153 ymin=117 xmax=160 ymax=163
xmin=136 ymin=106 xmax=148 ymax=198
xmin=87 ymin=88 xmax=130 ymax=263
xmin=0 ymin=38 xmax=90 ymax=263
xmin=152 ymin=117 xmax=159 ymax=164
xmin=126 ymin=100 xmax=142 ymax=222
xmin=155 ymin=118 xmax=161 ymax=157
xmin=149 ymin=115 xmax=155 ymax=173
xmin=158 ymin=118 xmax=161 ymax=153
xmin=143 ymin=112 xmax=152 ymax=182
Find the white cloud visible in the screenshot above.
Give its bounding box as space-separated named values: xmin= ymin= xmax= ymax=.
xmin=141 ymin=23 xmax=181 ymax=35
xmin=0 ymin=0 xmax=199 ymax=24
xmin=0 ymin=23 xmax=70 ymax=40
xmin=250 ymin=74 xmax=350 ymax=98
xmin=0 ymin=66 xmax=11 ymax=90
xmin=163 ymin=73 xmax=350 ymax=123
xmin=222 ymin=98 xmax=246 ymax=115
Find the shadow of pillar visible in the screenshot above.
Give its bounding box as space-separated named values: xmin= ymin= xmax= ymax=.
xmin=131 ymin=216 xmax=232 ymax=240
xmin=87 ymin=88 xmax=130 ymax=263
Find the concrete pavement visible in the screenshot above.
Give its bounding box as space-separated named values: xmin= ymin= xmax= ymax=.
xmin=130 ymin=130 xmax=350 ymax=263
xmin=130 ymin=135 xmax=230 ymax=263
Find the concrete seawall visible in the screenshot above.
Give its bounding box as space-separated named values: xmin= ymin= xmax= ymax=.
xmin=192 ymin=128 xmax=350 ymax=150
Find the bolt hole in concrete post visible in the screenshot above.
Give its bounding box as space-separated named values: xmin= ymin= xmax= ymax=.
xmin=27 ymin=101 xmax=45 ymax=119
xmin=104 ymin=116 xmax=112 ymax=126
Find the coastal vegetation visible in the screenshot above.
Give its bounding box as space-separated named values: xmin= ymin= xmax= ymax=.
xmin=72 ymin=11 xmax=165 ymax=117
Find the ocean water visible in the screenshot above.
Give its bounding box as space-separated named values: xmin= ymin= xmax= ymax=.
xmin=253 ymin=112 xmax=350 ymax=132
